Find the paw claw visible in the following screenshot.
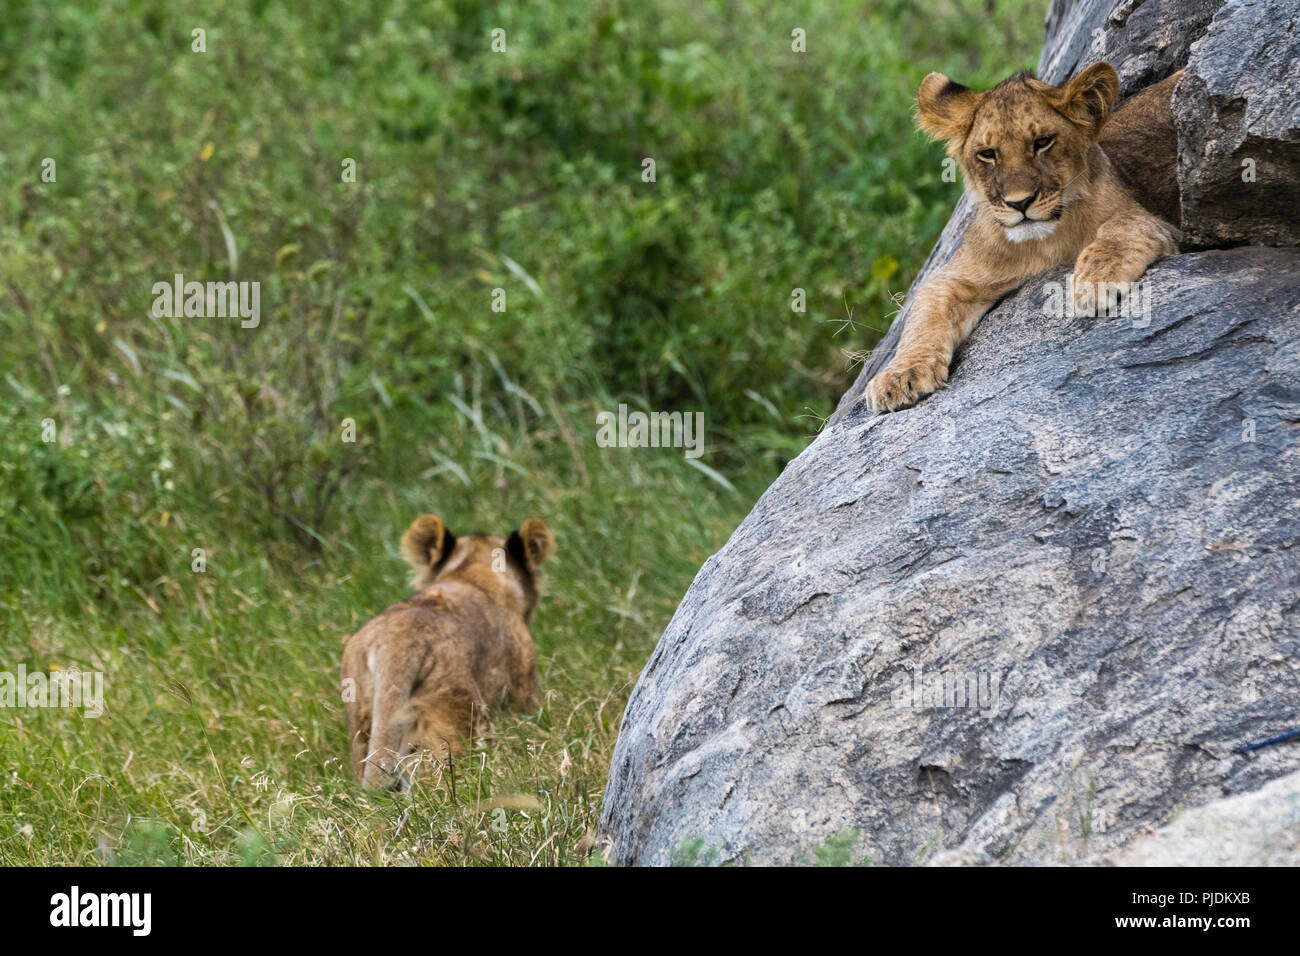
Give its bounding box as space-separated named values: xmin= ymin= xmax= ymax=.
xmin=864 ymin=355 xmax=949 ymax=413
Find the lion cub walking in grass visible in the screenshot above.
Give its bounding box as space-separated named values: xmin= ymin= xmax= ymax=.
xmin=866 ymin=63 xmax=1182 ymax=412
xmin=342 ymin=514 xmax=555 ymax=788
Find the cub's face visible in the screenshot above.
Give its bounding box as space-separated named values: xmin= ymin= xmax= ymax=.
xmin=916 ymin=64 xmax=1120 ymax=243
xmin=400 ymin=514 xmax=555 ymax=618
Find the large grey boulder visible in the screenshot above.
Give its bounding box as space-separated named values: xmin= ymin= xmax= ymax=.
xmin=600 ymin=247 xmax=1300 ymax=865
xmin=1174 ymin=0 xmax=1300 ymax=248
xmin=598 ymin=0 xmax=1300 ymax=867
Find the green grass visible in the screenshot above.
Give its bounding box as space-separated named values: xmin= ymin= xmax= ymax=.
xmin=0 ymin=0 xmax=1042 ymax=865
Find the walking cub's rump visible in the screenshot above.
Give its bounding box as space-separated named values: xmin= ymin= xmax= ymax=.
xmin=341 ymin=514 xmax=555 ymax=787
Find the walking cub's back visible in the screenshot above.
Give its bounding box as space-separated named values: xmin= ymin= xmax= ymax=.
xmin=341 ymin=514 xmax=555 ymax=787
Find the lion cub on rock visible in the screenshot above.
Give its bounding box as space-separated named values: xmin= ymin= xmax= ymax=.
xmin=342 ymin=514 xmax=554 ymax=787
xmin=866 ymin=63 xmax=1181 ymax=412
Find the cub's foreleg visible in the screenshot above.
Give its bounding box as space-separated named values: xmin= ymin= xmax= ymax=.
xmin=1072 ymin=210 xmax=1178 ymax=316
xmin=865 ymin=271 xmax=1000 ymax=413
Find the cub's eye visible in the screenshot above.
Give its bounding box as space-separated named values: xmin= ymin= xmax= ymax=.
xmin=976 ymin=148 xmax=997 ymax=164
xmin=1033 ymin=136 xmax=1055 ymax=154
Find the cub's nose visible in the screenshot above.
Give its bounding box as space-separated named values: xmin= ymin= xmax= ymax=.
xmin=1004 ymin=192 xmax=1038 ymax=213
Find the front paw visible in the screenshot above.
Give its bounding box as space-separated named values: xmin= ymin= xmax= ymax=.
xmin=1071 ymin=246 xmax=1138 ymax=317
xmin=865 ymin=354 xmax=949 ymax=412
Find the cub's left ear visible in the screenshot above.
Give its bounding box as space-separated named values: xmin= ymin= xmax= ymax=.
xmin=1056 ymin=62 xmax=1119 ymax=132
xmin=507 ymin=518 xmax=555 ymax=572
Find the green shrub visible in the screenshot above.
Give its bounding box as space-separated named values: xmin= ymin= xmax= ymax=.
xmin=0 ymin=0 xmax=1043 ymax=865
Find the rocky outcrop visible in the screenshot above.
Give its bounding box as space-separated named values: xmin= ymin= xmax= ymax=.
xmin=599 ymin=248 xmax=1300 ymax=865
xmin=599 ymin=0 xmax=1300 ymax=868
xmin=1040 ymin=0 xmax=1224 ymax=93
xmin=1174 ymin=0 xmax=1300 ymax=248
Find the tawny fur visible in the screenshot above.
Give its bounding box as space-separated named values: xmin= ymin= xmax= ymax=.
xmin=865 ymin=64 xmax=1181 ymax=413
xmin=340 ymin=514 xmax=555 ymax=788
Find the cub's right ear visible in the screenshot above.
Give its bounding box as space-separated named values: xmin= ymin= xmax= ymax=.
xmin=401 ymin=514 xmax=456 ymax=571
xmin=916 ymin=72 xmax=984 ymax=144
xmin=507 ymin=518 xmax=555 ymax=573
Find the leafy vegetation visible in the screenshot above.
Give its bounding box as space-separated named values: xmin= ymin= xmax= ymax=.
xmin=0 ymin=0 xmax=1042 ymax=865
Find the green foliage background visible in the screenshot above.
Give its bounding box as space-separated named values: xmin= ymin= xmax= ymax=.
xmin=0 ymin=0 xmax=1041 ymax=865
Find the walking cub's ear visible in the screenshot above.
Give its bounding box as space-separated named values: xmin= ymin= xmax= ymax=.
xmin=506 ymin=518 xmax=555 ymax=574
xmin=401 ymin=514 xmax=457 ymax=576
